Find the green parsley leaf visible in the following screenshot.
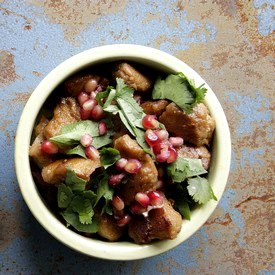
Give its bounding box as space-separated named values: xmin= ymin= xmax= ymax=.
xmin=65 ymin=167 xmax=87 ymax=192
xmin=99 ymin=147 xmax=120 ymax=169
xmin=61 ymin=206 xmax=98 ymax=233
xmin=70 ymin=195 xmax=94 ymax=224
xmin=167 ymin=157 xmax=207 ymax=183
xmin=92 ymin=134 xmax=113 ymax=149
xmin=66 ymin=144 xmax=87 ymax=158
xmin=187 ymin=176 xmax=217 ymax=204
xmin=50 ymin=120 xmax=99 ymax=146
xmin=57 ymin=184 xmax=73 ymax=208
xmin=152 ymin=73 xmax=207 ymax=113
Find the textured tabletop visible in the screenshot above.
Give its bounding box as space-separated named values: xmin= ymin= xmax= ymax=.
xmin=0 ymin=1 xmax=274 ymax=274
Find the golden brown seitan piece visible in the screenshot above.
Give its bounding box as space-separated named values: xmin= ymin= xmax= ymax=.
xmin=141 ymin=99 xmax=169 ymax=116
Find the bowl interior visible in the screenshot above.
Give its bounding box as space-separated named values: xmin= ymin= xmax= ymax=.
xmin=15 ymin=44 xmax=231 ymax=260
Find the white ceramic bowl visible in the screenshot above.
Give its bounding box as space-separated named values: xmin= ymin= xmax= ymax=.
xmin=15 ymin=44 xmax=231 ymax=260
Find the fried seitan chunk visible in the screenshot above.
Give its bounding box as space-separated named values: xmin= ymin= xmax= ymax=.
xmin=41 ymin=158 xmax=100 ymax=184
xmin=141 ymin=100 xmax=169 ymax=116
xmin=128 ymin=197 xmax=182 ymax=244
xmin=64 ymin=74 xmax=109 ymax=97
xmin=113 ymin=62 xmax=153 ymax=93
xmin=29 ymin=116 xmax=54 ymax=168
xmin=159 ymin=103 xmax=215 ymax=146
xmin=97 ymin=213 xmax=124 ymax=241
xmin=177 ymin=144 xmax=211 ymax=170
xmin=44 ymin=97 xmax=81 ymax=140
xmin=114 ymin=135 xmax=158 ymax=205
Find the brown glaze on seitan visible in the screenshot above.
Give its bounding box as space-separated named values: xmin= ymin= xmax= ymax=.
xmin=141 ymin=99 xmax=169 ymax=116
xmin=113 ymin=62 xmax=153 ymax=93
xmin=44 ymin=97 xmax=81 ymax=140
xmin=177 ymin=144 xmax=211 ymax=170
xmin=97 ymin=213 xmax=124 ymax=241
xmin=128 ymin=197 xmax=182 ymax=244
xmin=29 ymin=116 xmax=54 ymax=168
xmin=114 ymin=135 xmax=158 ymax=205
xmin=64 ymin=74 xmax=109 ymax=97
xmin=41 ymin=158 xmax=100 ymax=184
xmin=159 ymin=103 xmax=215 ymax=146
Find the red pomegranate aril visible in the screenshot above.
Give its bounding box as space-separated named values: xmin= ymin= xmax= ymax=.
xmin=85 ymin=145 xmax=100 ymax=160
xmin=90 ymin=105 xmax=106 ymax=121
xmin=84 ymin=79 xmax=98 ymax=93
xmin=124 ymin=159 xmax=142 ymax=174
xmin=117 ymin=214 xmax=131 ymax=227
xmin=113 ymin=208 xmax=125 ymax=220
xmin=78 ymin=91 xmax=89 ymax=107
xmin=112 ymin=195 xmax=125 ymax=211
xmin=41 ymin=140 xmax=58 ymax=154
xmin=142 ymin=115 xmax=159 ymax=129
xmin=156 ymin=179 xmax=164 ymax=189
xmin=115 ymin=158 xmax=128 ymax=171
xmin=80 ymin=134 xmax=93 ymax=147
xmin=169 ymin=137 xmax=184 ymax=147
xmin=167 ymin=147 xmax=178 ymax=163
xmin=147 ymin=191 xmax=164 ymax=207
xmin=98 ymin=122 xmax=107 ymax=135
xmin=135 ymin=192 xmax=150 ymax=207
xmin=82 ymin=99 xmax=97 ymax=111
xmin=145 ymin=129 xmax=159 ymax=146
xmin=90 ymin=91 xmax=97 ymax=100
xmin=80 ymin=108 xmax=91 ymax=120
xmin=155 ymin=129 xmax=169 ymax=141
xmin=130 ymin=201 xmax=147 ymax=215
xmin=152 ymin=141 xmax=169 ymax=155
xmin=156 ymin=148 xmax=170 ymax=162
xmin=108 ymin=173 xmax=125 ymax=186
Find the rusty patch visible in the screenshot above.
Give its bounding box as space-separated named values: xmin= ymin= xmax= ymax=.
xmin=0 ymin=50 xmax=18 ymax=87
xmin=32 ymin=71 xmax=43 ymax=77
xmin=205 ymin=213 xmax=232 ymax=226
xmin=11 ymin=92 xmax=31 ymax=104
xmin=235 ymin=194 xmax=274 ymax=209
xmin=29 ymin=0 xmax=128 ymax=42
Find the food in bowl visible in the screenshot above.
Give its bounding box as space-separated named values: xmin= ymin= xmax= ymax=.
xmin=29 ymin=60 xmax=217 ymax=244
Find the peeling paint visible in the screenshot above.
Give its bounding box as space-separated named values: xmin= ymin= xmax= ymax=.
xmin=0 ymin=50 xmax=18 ymax=87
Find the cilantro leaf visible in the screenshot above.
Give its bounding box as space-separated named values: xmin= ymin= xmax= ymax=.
xmin=152 ymin=73 xmax=207 ymax=113
xmin=99 ymin=147 xmax=120 ymax=169
xmin=70 ymin=195 xmax=94 ymax=224
xmin=92 ymin=133 xmax=113 ymax=149
xmin=175 ymin=199 xmax=191 ymax=221
xmin=66 ymin=145 xmax=87 ymax=158
xmin=50 ymin=120 xmax=99 ymax=146
xmin=57 ymin=184 xmax=73 ymax=208
xmin=187 ymin=176 xmax=217 ymax=204
xmin=65 ymin=168 xmax=87 ymax=191
xmin=167 ymin=157 xmax=207 ymax=183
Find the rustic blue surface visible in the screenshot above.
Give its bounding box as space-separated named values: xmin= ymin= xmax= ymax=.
xmin=0 ymin=1 xmax=274 ymax=274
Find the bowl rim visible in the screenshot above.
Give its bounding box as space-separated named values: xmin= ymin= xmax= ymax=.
xmin=14 ymin=44 xmax=231 ymax=260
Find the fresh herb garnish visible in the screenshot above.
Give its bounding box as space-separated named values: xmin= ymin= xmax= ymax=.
xmin=167 ymin=157 xmax=207 ymax=183
xmin=187 ymin=176 xmax=217 ymax=204
xmin=152 ymin=72 xmax=207 ymax=113
xmin=99 ymin=147 xmax=120 ymax=169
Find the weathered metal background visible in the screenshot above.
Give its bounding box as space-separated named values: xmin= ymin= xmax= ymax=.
xmin=0 ymin=0 xmax=274 ymax=274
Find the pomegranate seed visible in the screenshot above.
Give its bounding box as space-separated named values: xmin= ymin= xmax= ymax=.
xmin=85 ymin=145 xmax=100 ymax=160
xmin=169 ymin=137 xmax=184 ymax=147
xmin=90 ymin=91 xmax=97 ymax=100
xmin=95 ymin=86 xmax=103 ymax=92
xmin=152 ymin=141 xmax=169 ymax=155
xmin=80 ymin=134 xmax=93 ymax=147
xmin=156 ymin=148 xmax=170 ymax=162
xmin=156 ymin=180 xmax=164 ymax=189
xmin=167 ymin=147 xmax=178 ymax=163
xmin=113 ymin=208 xmax=125 ymax=220
xmin=108 ymin=173 xmax=125 ymax=186
xmin=147 ymin=191 xmax=164 ymax=207
xmin=80 ymin=108 xmax=91 ymax=120
xmin=130 ymin=201 xmax=147 ymax=215
xmin=124 ymin=159 xmax=142 ymax=174
xmin=82 ymin=99 xmax=97 ymax=111
xmin=90 ymin=105 xmax=106 ymax=121
xmin=84 ymin=79 xmax=98 ymax=93
xmin=135 ymin=192 xmax=150 ymax=207
xmin=41 ymin=140 xmax=58 ymax=154
xmin=117 ymin=214 xmax=131 ymax=227
xmin=112 ymin=195 xmax=125 ymax=211
xmin=115 ymin=158 xmax=128 ymax=171
xmin=78 ymin=91 xmax=90 ymax=107
xmin=155 ymin=129 xmax=169 ymax=141
xmin=142 ymin=115 xmax=159 ymax=129
xmin=145 ymin=129 xmax=159 ymax=146
xmin=98 ymin=122 xmax=107 ymax=135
